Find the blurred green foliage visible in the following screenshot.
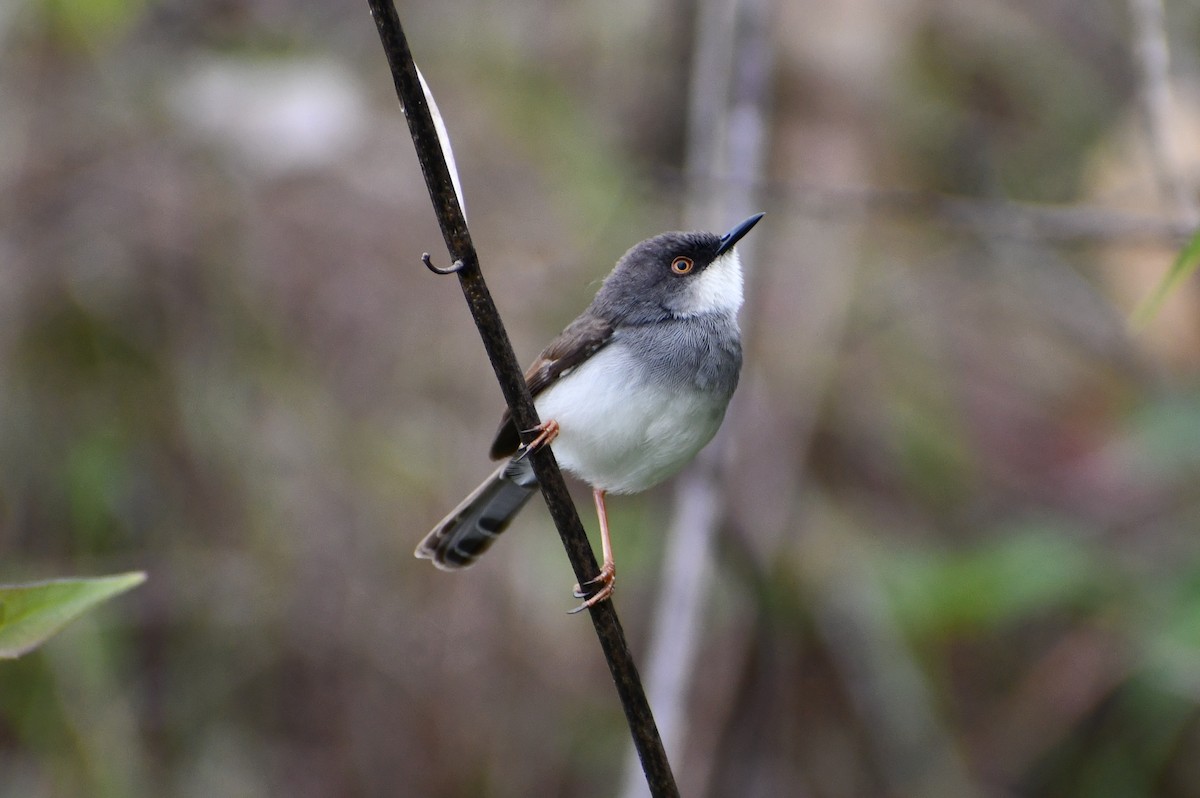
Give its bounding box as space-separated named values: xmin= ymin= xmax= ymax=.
xmin=1134 ymin=227 xmax=1200 ymax=328
xmin=884 ymin=524 xmax=1101 ymax=637
xmin=38 ymin=0 xmax=145 ymax=49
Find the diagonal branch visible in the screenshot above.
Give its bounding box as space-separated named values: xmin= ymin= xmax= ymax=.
xmin=365 ymin=3 xmax=679 ymax=796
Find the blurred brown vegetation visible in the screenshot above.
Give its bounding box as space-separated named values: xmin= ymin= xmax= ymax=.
xmin=2 ymin=0 xmax=1200 ymax=796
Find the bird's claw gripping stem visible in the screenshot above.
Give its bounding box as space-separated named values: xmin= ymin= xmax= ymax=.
xmin=516 ymin=419 xmax=559 ymax=461
xmin=569 ymin=561 xmax=616 ymax=614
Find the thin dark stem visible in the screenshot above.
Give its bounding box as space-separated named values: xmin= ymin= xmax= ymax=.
xmin=365 ymin=4 xmax=679 ymax=796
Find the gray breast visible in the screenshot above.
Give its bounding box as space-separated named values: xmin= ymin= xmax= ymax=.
xmin=618 ymin=314 xmax=742 ymax=398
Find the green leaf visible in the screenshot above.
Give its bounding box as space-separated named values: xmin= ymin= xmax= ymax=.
xmin=0 ymin=572 xmax=145 ymax=659
xmin=1131 ymin=226 xmax=1200 ymax=329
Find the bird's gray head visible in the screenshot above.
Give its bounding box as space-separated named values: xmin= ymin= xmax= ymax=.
xmin=591 ymin=213 xmax=764 ymax=324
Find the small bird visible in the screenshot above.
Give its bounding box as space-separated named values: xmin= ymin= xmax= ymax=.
xmin=416 ymin=213 xmax=763 ymax=610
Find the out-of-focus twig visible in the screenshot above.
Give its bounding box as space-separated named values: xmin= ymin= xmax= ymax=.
xmin=1128 ymin=0 xmax=1199 ymax=226
xmin=620 ymin=0 xmax=773 ymax=795
xmin=661 ymin=171 xmax=1196 ymax=245
xmin=364 ymin=5 xmax=678 ymax=796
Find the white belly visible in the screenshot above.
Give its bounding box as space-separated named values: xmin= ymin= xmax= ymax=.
xmin=534 ymin=343 xmax=729 ymax=494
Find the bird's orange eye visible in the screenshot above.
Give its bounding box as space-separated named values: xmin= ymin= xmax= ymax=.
xmin=671 ymin=256 xmax=694 ymax=275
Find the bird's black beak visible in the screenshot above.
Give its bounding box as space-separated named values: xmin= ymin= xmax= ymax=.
xmin=715 ymin=212 xmax=765 ymax=257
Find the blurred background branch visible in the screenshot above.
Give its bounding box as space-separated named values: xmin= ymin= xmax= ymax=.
xmin=1128 ymin=0 xmax=1199 ymax=226
xmin=621 ymin=0 xmax=772 ymax=794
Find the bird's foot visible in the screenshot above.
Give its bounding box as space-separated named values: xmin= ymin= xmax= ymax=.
xmin=515 ymin=419 xmax=559 ymax=461
xmin=568 ymin=561 xmax=615 ymax=614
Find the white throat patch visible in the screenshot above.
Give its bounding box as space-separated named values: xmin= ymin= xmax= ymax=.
xmin=683 ymin=249 xmax=744 ymax=318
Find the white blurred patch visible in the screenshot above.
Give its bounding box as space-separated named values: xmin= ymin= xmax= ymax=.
xmin=170 ymin=57 xmax=368 ymax=175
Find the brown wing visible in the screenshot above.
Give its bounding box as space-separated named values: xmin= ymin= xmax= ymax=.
xmin=488 ymin=313 xmax=614 ymax=459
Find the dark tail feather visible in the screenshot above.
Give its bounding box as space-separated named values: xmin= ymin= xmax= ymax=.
xmin=415 ymin=457 xmax=538 ymax=569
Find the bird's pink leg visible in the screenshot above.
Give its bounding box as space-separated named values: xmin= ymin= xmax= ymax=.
xmin=571 ymin=488 xmax=616 ymax=611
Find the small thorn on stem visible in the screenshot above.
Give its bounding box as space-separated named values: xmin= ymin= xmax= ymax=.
xmin=423 ymin=253 xmax=466 ymax=275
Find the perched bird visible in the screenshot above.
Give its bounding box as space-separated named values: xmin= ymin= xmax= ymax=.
xmin=416 ymin=213 xmax=763 ymax=609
